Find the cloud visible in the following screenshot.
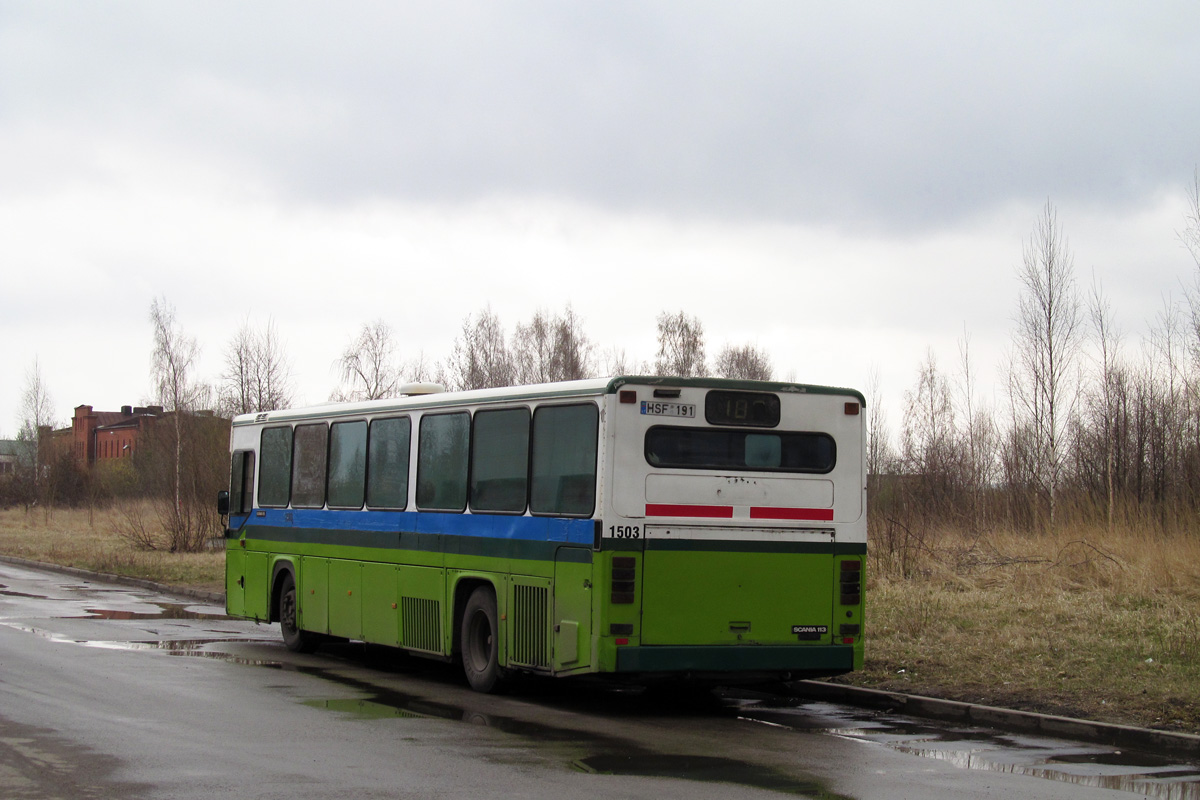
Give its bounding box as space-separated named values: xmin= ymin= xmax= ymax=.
xmin=3 ymin=3 xmax=1199 ymax=433
xmin=4 ymin=3 xmax=1198 ymax=233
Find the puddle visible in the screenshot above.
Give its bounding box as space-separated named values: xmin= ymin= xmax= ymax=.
xmin=79 ymin=603 xmax=230 ymax=621
xmin=292 ymin=665 xmax=847 ymax=797
xmin=741 ymin=697 xmax=1200 ymax=799
xmin=574 ymin=754 xmax=852 ymax=797
xmin=0 ymin=621 xmax=282 ymax=665
xmin=0 ymin=589 xmax=49 ymax=599
xmin=304 ymin=698 xmax=425 ymax=719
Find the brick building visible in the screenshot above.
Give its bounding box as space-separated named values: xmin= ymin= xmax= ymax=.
xmin=41 ymin=405 xmax=165 ymax=469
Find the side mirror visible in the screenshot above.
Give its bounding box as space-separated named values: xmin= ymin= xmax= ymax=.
xmin=216 ymin=490 xmax=230 ymax=516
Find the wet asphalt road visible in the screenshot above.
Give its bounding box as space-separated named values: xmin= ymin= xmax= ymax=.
xmin=1 ymin=561 xmax=1198 ymax=800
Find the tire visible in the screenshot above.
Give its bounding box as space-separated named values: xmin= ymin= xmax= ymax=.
xmin=279 ymin=572 xmax=322 ymax=654
xmin=461 ymin=586 xmax=504 ymax=693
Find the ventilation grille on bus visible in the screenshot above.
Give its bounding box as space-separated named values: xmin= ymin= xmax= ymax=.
xmin=611 ymin=556 xmax=636 ymax=604
xmin=400 ymin=597 xmax=442 ymax=652
xmin=510 ymin=584 xmax=549 ymax=668
xmin=839 ymin=560 xmax=862 ymax=606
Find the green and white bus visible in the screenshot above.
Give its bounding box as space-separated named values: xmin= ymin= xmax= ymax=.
xmin=219 ymin=376 xmax=866 ymax=692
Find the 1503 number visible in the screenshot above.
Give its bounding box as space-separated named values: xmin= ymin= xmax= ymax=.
xmin=608 ymin=525 xmax=641 ymax=539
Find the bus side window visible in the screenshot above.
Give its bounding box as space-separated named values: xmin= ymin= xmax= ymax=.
xmin=259 ymin=427 xmax=293 ymax=508
xmin=292 ymin=423 xmax=329 ymax=509
xmin=530 ymin=404 xmax=598 ymax=517
xmin=239 ymin=452 xmax=255 ymax=513
xmin=470 ymin=407 xmax=530 ymax=513
xmin=230 ymin=451 xmax=256 ymax=514
xmin=328 ymin=420 xmax=367 ymax=509
xmin=367 ymin=417 xmax=410 ymax=509
xmin=416 ymin=412 xmax=469 ymax=512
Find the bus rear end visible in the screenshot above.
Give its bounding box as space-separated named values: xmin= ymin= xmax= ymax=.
xmin=597 ymin=377 xmax=865 ymax=682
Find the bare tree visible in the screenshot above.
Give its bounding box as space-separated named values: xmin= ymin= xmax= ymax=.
xmin=1181 ymin=167 xmax=1200 ymax=269
xmin=864 ymin=367 xmax=893 ymax=480
xmin=549 ymin=306 xmax=594 ymax=381
xmin=1086 ymin=276 xmax=1123 ymax=530
xmin=446 ymin=307 xmax=515 ymax=391
xmin=512 ymin=310 xmax=555 ymax=385
xmin=956 ymin=330 xmax=998 ymax=529
xmin=404 ymin=351 xmax=437 ymax=384
xmin=13 ymin=357 xmax=56 ymax=507
xmin=713 ymin=343 xmax=773 ymax=381
xmin=601 ymin=346 xmax=649 ymax=376
xmin=901 ymin=349 xmax=959 ymax=523
xmin=654 ymin=311 xmax=707 ymax=377
xmin=512 ymin=306 xmax=595 ymax=385
xmin=1147 ymin=295 xmax=1189 ymax=525
xmin=1008 ymin=201 xmax=1082 ymax=529
xmin=150 ymin=297 xmax=205 ymax=518
xmin=332 ymin=319 xmax=402 ymax=401
xmin=219 ymin=318 xmax=294 ymax=416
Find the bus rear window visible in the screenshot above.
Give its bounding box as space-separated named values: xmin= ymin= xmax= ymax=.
xmin=645 ymin=426 xmax=835 ymax=473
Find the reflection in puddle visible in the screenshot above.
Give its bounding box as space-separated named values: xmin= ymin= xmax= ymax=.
xmin=304 ymin=698 xmax=424 ymax=719
xmin=293 ymin=667 xmax=845 ymax=797
xmin=0 ymin=589 xmax=48 ymax=599
xmin=80 ymin=603 xmax=230 ymax=621
xmin=575 ymin=754 xmax=852 ymax=798
xmin=0 ymin=621 xmax=282 ymax=666
xmin=742 ymin=698 xmax=1200 ymax=800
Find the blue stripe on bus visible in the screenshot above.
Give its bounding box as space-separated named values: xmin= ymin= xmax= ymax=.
xmin=241 ymin=508 xmax=595 ymax=547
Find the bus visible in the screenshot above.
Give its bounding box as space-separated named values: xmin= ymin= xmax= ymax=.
xmin=218 ymin=376 xmax=866 ymax=692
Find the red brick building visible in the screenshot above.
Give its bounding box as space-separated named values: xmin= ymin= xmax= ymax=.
xmin=42 ymin=405 xmax=165 ymax=469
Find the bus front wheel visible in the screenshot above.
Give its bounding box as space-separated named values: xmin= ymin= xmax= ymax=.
xmin=461 ymin=586 xmax=504 ymax=693
xmin=279 ymin=573 xmax=322 ymax=654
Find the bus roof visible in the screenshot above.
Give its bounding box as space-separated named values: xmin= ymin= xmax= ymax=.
xmin=232 ymin=375 xmax=865 ymax=427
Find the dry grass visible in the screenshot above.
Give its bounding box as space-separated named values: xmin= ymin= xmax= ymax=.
xmin=846 ymin=523 xmax=1200 ymax=733
xmin=0 ymin=504 xmax=224 ymax=593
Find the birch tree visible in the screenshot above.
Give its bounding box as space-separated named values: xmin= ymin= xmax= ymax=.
xmin=512 ymin=306 xmax=594 ymax=385
xmin=713 ymin=344 xmax=773 ymax=381
xmin=654 ymin=311 xmax=707 ymax=377
xmin=332 ymin=319 xmax=402 ymax=401
xmin=1009 ymin=201 xmax=1082 ymax=529
xmin=219 ymin=318 xmax=294 ymax=415
xmin=446 ymin=307 xmax=515 ymax=391
xmin=149 ymin=297 xmax=204 ymax=521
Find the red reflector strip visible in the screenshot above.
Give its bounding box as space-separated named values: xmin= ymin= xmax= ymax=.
xmin=645 ymin=504 xmax=733 ymax=518
xmin=749 ymin=507 xmax=834 ymax=521
xmin=615 ymin=638 xmax=629 ymax=645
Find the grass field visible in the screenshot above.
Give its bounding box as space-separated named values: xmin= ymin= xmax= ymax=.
xmin=849 ymin=523 xmax=1200 ymax=733
xmin=0 ymin=505 xmax=224 ymax=593
xmin=1 ymin=505 xmax=1197 ymax=732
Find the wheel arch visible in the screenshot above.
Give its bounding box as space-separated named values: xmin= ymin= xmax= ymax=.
xmin=450 ymin=575 xmax=498 ymax=658
xmin=269 ymin=558 xmax=299 ymax=624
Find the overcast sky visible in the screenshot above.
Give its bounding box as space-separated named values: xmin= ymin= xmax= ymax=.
xmin=3 ymin=3 xmax=1199 ymax=436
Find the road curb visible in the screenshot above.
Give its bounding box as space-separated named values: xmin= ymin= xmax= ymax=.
xmin=0 ymin=555 xmax=225 ymax=606
xmin=792 ymin=680 xmax=1200 ymax=758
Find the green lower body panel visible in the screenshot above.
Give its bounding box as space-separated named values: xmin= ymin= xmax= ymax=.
xmin=615 ymin=644 xmax=853 ymax=673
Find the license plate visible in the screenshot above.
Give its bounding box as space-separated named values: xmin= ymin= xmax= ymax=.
xmin=640 ymin=401 xmax=696 ymax=418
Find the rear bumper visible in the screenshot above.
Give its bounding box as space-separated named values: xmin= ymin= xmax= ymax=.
xmin=615 ymin=644 xmax=854 ymax=674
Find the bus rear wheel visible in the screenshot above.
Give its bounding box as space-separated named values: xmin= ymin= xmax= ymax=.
xmin=279 ymin=572 xmax=322 ymax=654
xmin=461 ymin=586 xmax=504 ymax=693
